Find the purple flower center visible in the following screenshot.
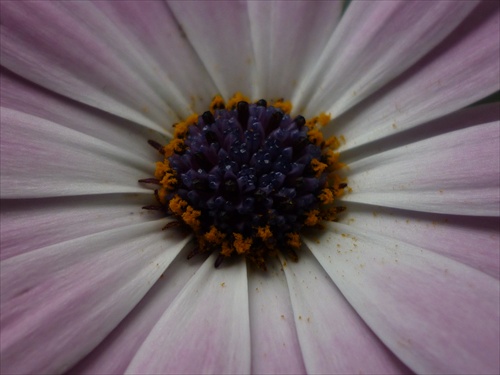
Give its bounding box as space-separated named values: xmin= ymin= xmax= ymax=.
xmin=144 ymin=95 xmax=346 ymax=269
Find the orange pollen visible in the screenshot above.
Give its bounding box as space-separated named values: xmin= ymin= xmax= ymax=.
xmin=307 ymin=128 xmax=324 ymax=146
xmin=168 ymin=195 xmax=187 ymax=216
xmin=271 ymin=99 xmax=293 ymax=114
xmin=209 ymin=95 xmax=225 ymax=113
xmin=257 ymin=226 xmax=273 ymax=241
xmin=221 ymin=241 xmax=234 ymax=257
xmin=310 ymin=159 xmax=328 ymax=177
xmin=163 ymin=138 xmax=185 ymax=158
xmin=182 ymin=206 xmax=201 ymax=231
xmin=226 ymin=92 xmax=251 ymax=110
xmin=319 ymin=188 xmax=335 ymax=204
xmin=305 ymin=210 xmax=321 ymax=226
xmin=286 ymin=233 xmax=301 ymax=248
xmin=233 ymin=233 xmax=253 ymax=254
xmin=173 ymin=113 xmax=198 ymax=138
xmin=157 ymin=188 xmax=167 ymax=205
xmin=203 ymin=226 xmax=226 ymax=245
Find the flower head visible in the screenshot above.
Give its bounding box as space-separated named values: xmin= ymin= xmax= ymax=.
xmin=1 ymin=1 xmax=499 ymax=374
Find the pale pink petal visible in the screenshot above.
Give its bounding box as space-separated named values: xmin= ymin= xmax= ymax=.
xmin=67 ymin=245 xmax=204 ymax=375
xmin=0 ymin=194 xmax=162 ymax=261
xmin=305 ymin=222 xmax=500 ymax=374
xmin=247 ymin=257 xmax=306 ymax=374
xmin=247 ymin=0 xmax=342 ymax=101
xmin=1 ymin=108 xmax=152 ymax=198
xmin=330 ymin=1 xmax=500 ymax=149
xmin=341 ymin=203 xmax=499 ymax=279
xmin=0 ymin=222 xmax=190 ymax=375
xmin=125 ymin=254 xmax=251 ymax=375
xmin=0 ymin=1 xmax=215 ymax=129
xmin=168 ymin=1 xmax=257 ymax=99
xmin=295 ymin=0 xmax=479 ymax=118
xmin=91 ymin=1 xmax=217 ymax=117
xmin=343 ymin=122 xmax=500 ymax=216
xmin=281 ymin=249 xmax=411 ymax=374
xmin=340 ymin=103 xmax=499 ymax=164
xmin=0 ymin=69 xmax=170 ymax=151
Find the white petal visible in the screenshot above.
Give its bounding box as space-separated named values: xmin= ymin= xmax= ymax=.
xmin=247 ymin=257 xmax=306 ymax=374
xmin=305 ymin=222 xmax=500 ymax=374
xmin=0 ymin=194 xmax=162 ymax=261
xmin=0 ymin=221 xmax=190 ymax=375
xmin=340 ymin=202 xmax=499 ymax=279
xmin=0 ymin=1 xmax=215 ymax=127
xmin=282 ymin=248 xmax=410 ymax=374
xmin=1 ymin=70 xmax=170 ymax=151
xmin=340 ymin=103 xmax=499 ymax=163
xmin=168 ymin=1 xmax=257 ymax=99
xmin=247 ymin=0 xmax=342 ymax=102
xmin=330 ymin=1 xmax=500 ymax=149
xmin=1 ymin=108 xmax=152 ymax=198
xmin=67 ymin=244 xmax=204 ymax=375
xmin=125 ymin=254 xmax=251 ymax=375
xmin=343 ymin=122 xmax=500 ymax=216
xmin=295 ymin=0 xmax=479 ymax=118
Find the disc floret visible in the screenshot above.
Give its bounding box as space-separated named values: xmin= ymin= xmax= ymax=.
xmin=142 ymin=93 xmax=346 ymax=269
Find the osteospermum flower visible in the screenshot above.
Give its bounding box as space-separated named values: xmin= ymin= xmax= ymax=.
xmin=1 ymin=1 xmax=499 ymax=374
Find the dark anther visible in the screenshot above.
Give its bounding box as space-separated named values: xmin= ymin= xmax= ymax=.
xmin=268 ymin=111 xmax=284 ymax=131
xmin=293 ymin=115 xmax=306 ymax=128
xmin=213 ymin=102 xmax=225 ymax=110
xmin=202 ymin=111 xmax=215 ymax=125
xmin=338 ymin=183 xmax=348 ymax=189
xmin=193 ymin=151 xmax=211 ymax=171
xmin=256 ymin=99 xmax=267 ymax=107
xmin=142 ymin=205 xmax=164 ymax=211
xmin=205 ymin=130 xmax=218 ymax=144
xmin=224 ymin=179 xmax=238 ymax=193
xmin=214 ymin=254 xmax=225 ymax=268
xmin=163 ymin=221 xmax=182 ymax=230
xmin=148 ymin=140 xmax=165 ymax=154
xmin=192 ymin=178 xmax=209 ymax=191
xmin=138 ymin=178 xmax=160 ymax=185
xmin=187 ymin=247 xmax=200 ymax=260
xmin=154 ymin=189 xmax=161 ymax=203
xmin=237 ymin=101 xmax=250 ymax=129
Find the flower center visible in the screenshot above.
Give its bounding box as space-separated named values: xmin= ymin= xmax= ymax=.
xmin=142 ymin=93 xmax=346 ymax=270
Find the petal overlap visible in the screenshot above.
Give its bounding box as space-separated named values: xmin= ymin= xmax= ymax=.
xmin=306 ymin=222 xmax=500 ymax=374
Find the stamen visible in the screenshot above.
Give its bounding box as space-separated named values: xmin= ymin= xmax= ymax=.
xmin=142 ymin=205 xmax=164 ymax=211
xmin=187 ymin=247 xmax=200 ymax=260
xmin=148 ymin=139 xmax=165 ymax=154
xmin=162 ymin=221 xmax=182 ymax=230
xmin=214 ymin=253 xmax=225 ymax=268
xmin=138 ymin=178 xmax=160 ymax=185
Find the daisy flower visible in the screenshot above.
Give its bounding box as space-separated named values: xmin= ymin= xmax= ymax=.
xmin=1 ymin=1 xmax=499 ymax=374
